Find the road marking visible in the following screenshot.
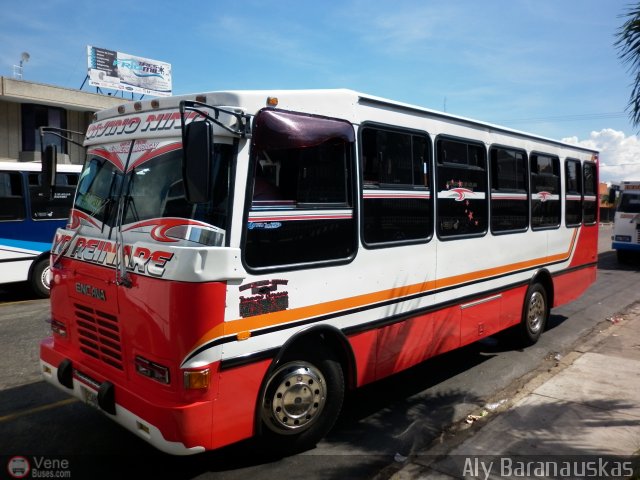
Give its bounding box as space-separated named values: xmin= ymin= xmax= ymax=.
xmin=0 ymin=300 xmax=44 ymax=307
xmin=0 ymin=398 xmax=78 ymax=423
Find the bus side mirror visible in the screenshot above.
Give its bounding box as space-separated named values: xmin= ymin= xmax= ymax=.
xmin=608 ymin=188 xmax=616 ymax=205
xmin=183 ymin=121 xmax=213 ymax=204
xmin=42 ymin=145 xmax=58 ymax=200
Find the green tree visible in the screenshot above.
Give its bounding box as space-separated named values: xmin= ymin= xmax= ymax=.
xmin=616 ymin=4 xmax=640 ymax=127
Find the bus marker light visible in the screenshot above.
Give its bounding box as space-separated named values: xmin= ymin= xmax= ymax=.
xmin=195 ymin=95 xmax=207 ymax=103
xmin=117 ymin=105 xmax=126 ymax=114
xmin=267 ymin=96 xmax=278 ymax=106
xmin=134 ymin=102 xmax=143 ymax=111
xmin=236 ymin=331 xmax=251 ymax=341
xmin=136 ymin=421 xmax=150 ymax=437
xmin=151 ymin=99 xmax=160 ymax=109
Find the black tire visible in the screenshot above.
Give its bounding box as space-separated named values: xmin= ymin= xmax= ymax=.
xmin=30 ymin=258 xmax=51 ymax=298
xmin=259 ymin=346 xmax=344 ymax=455
xmin=617 ymin=249 xmax=630 ymax=264
xmin=518 ymin=283 xmax=548 ymax=346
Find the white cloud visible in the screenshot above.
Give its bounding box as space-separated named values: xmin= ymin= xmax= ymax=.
xmin=562 ymin=129 xmax=640 ymax=184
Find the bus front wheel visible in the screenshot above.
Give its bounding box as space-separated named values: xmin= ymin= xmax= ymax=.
xmin=259 ymin=348 xmax=344 ymax=454
xmin=518 ymin=283 xmax=548 ymax=346
xmin=30 ymin=258 xmax=51 ymax=298
xmin=617 ymin=249 xmax=631 ymax=263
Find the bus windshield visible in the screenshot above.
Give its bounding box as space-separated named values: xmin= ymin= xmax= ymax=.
xmin=74 ymin=142 xmax=234 ymax=244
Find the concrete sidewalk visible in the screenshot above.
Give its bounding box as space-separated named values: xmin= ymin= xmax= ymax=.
xmin=392 ymin=302 xmax=640 ymax=479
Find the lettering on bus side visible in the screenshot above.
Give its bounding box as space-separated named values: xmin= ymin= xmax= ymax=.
xmin=239 ymin=279 xmax=289 ymax=318
xmin=53 ymin=234 xmax=174 ymax=278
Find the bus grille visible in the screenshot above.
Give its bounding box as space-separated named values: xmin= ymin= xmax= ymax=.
xmin=74 ymin=303 xmax=123 ymax=370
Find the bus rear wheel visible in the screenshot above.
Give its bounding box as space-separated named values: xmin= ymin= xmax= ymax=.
xmin=259 ymin=348 xmax=344 ymax=454
xmin=518 ymin=283 xmax=548 ymax=345
xmin=30 ymin=258 xmax=51 ymax=298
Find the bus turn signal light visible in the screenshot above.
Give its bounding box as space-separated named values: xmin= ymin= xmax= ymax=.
xmin=183 ymin=368 xmax=210 ymax=390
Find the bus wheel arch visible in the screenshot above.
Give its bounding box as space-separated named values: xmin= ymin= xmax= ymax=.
xmin=29 ymin=254 xmax=52 ymax=298
xmin=531 ymin=269 xmax=554 ymax=310
xmin=518 ymin=271 xmax=553 ymax=345
xmin=255 ymin=325 xmax=354 ymax=453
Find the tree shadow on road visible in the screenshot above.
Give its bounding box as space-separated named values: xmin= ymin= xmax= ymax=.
xmin=423 ymin=396 xmax=640 ymax=479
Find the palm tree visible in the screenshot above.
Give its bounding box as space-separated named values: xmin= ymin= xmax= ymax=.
xmin=616 ymin=4 xmax=640 ymax=127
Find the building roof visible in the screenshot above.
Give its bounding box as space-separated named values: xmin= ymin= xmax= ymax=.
xmin=0 ymin=76 xmax=127 ymax=111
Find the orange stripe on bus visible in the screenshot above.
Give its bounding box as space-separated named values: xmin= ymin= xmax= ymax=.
xmin=190 ymin=229 xmax=578 ymax=354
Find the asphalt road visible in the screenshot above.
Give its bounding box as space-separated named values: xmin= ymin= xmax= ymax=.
xmin=1 ymin=225 xmax=638 ymax=479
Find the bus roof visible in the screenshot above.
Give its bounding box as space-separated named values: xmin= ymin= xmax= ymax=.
xmin=91 ymin=88 xmax=598 ymax=156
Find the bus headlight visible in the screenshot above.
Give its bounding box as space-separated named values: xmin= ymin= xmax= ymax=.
xmin=134 ymin=356 xmax=170 ymax=384
xmin=50 ymin=319 xmax=67 ymax=337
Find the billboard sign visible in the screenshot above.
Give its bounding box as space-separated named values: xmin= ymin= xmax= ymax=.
xmin=87 ymin=46 xmax=172 ymax=97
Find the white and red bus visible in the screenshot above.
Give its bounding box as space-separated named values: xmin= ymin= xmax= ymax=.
xmin=40 ymin=90 xmax=598 ymax=455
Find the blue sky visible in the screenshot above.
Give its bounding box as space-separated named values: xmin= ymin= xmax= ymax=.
xmin=1 ymin=0 xmax=639 ymax=182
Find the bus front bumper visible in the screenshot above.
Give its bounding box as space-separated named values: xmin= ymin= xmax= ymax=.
xmin=40 ymin=338 xmax=208 ymax=456
xmin=612 ymin=241 xmax=640 ymax=252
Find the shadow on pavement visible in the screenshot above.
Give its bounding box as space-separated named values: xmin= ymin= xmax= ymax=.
xmin=0 ymin=283 xmax=41 ymax=304
xmin=426 ymin=397 xmax=640 ymax=478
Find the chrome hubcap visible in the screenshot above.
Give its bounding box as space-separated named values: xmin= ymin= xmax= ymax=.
xmin=41 ymin=265 xmax=51 ymax=290
xmin=263 ymin=362 xmax=326 ymax=433
xmin=527 ymin=291 xmax=545 ymax=333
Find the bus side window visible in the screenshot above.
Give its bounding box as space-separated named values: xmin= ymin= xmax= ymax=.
xmin=246 ymin=140 xmax=355 ymax=268
xmin=361 ymin=126 xmax=432 ymax=245
xmin=490 ymin=146 xmax=528 ymax=233
xmin=0 ymin=172 xmax=26 ymax=221
xmin=436 ymin=137 xmax=488 ymax=238
xmin=252 ymin=159 xmax=283 ymax=202
xmin=583 ymin=161 xmax=598 ymax=225
xmin=28 ymin=172 xmax=75 ymax=220
xmin=565 ymin=159 xmax=582 ymax=227
xmin=530 ymin=153 xmax=561 ymax=229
